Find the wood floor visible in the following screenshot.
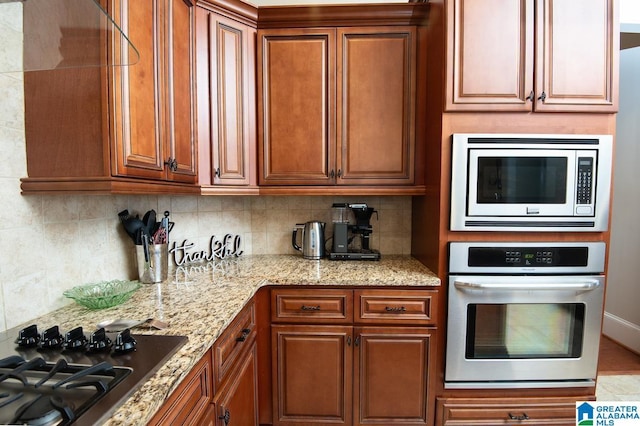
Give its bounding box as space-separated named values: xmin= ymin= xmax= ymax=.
xmin=598 ymin=335 xmax=640 ymax=375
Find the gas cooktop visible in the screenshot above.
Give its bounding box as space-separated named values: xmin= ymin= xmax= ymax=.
xmin=0 ymin=324 xmax=187 ymax=425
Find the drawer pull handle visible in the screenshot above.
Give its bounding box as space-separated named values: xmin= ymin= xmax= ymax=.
xmin=236 ymin=328 xmax=251 ymax=342
xmin=508 ymin=413 xmax=529 ymax=421
xmin=385 ymin=306 xmax=406 ymax=312
xmin=301 ymin=305 xmax=321 ymax=311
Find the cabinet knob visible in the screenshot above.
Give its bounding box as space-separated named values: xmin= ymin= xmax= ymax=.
xmin=537 ymin=91 xmax=547 ymax=102
xmin=219 ymin=409 xmax=231 ymax=425
xmin=214 ymin=167 xmax=221 ymax=177
xmin=164 ymin=158 xmax=178 ymax=172
xmin=337 ymin=169 xmax=342 ymax=178
xmin=330 ymin=169 xmax=335 ymax=179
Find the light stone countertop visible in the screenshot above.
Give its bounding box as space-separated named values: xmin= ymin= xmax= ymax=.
xmin=6 ymin=255 xmax=440 ymax=425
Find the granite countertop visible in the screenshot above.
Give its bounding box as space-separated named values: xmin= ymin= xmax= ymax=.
xmin=7 ymin=255 xmax=439 ymax=425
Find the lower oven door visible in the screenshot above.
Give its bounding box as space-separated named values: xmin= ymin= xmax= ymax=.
xmin=445 ymin=274 xmax=604 ymax=388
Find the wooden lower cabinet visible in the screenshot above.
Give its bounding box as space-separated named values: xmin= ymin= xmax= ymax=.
xmin=213 ymin=342 xmax=259 ymax=426
xmin=272 ymin=324 xmax=434 ymax=426
xmin=436 ymin=397 xmax=590 ymax=426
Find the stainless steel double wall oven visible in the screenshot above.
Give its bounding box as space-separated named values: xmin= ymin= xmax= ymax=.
xmin=445 ymin=133 xmax=612 ymax=389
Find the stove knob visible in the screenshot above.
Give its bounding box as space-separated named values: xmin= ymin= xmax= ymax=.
xmin=113 ymin=329 xmax=137 ymax=354
xmin=40 ymin=325 xmax=65 ymax=349
xmin=63 ymin=326 xmax=88 ymax=351
xmin=87 ymin=327 xmax=112 ymax=353
xmin=16 ymin=324 xmax=40 ymax=347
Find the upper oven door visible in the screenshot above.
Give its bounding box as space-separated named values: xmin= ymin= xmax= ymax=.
xmin=467 ymin=148 xmax=588 ymax=217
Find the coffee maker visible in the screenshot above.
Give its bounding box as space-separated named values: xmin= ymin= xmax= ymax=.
xmin=328 ymin=203 xmax=381 ymax=260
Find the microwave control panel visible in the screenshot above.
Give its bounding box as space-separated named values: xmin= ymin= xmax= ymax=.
xmin=467 ymin=246 xmax=589 ymax=267
xmin=576 ymin=157 xmax=594 ymax=205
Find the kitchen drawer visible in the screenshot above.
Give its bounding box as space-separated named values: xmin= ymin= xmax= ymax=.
xmin=213 ymin=300 xmax=256 ymax=389
xmin=355 ymin=289 xmax=437 ymax=325
xmin=436 ymin=397 xmax=589 ymax=425
xmin=149 ymin=351 xmax=213 ymax=426
xmin=271 ymin=289 xmax=353 ymax=324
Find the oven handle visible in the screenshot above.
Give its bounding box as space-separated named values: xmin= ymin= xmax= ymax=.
xmin=453 ymin=280 xmax=601 ymax=291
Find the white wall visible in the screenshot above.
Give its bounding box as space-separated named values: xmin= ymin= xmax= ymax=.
xmin=621 ymin=0 xmax=640 ymax=24
xmin=605 ymin=42 xmax=640 ymax=353
xmin=0 ymin=4 xmax=412 ymax=334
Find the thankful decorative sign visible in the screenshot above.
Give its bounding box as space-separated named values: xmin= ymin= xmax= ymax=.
xmin=170 ymin=234 xmax=243 ymax=266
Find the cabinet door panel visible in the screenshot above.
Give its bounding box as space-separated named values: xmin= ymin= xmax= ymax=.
xmin=211 ymin=14 xmax=253 ymax=185
xmin=166 ymin=0 xmax=197 ymax=182
xmin=337 ymin=27 xmax=415 ymax=184
xmin=354 ymin=327 xmax=432 ymax=426
xmin=272 ymin=325 xmax=352 ymax=425
xmin=112 ymin=0 xmax=165 ymax=179
xmin=445 ymin=0 xmax=534 ymax=111
xmin=215 ymin=343 xmax=259 ymax=426
xmin=259 ymin=29 xmax=336 ymax=185
xmin=535 ymin=0 xmax=617 ymax=112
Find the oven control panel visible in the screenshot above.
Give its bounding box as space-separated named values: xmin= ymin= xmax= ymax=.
xmin=467 ymin=246 xmax=589 ymax=267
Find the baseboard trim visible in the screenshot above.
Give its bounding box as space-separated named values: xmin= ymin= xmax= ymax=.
xmin=603 ymin=311 xmax=640 ymax=354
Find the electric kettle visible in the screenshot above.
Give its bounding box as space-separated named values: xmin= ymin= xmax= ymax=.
xmin=292 ymin=221 xmax=326 ymax=259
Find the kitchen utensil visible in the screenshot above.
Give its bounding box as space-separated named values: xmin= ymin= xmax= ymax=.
xmin=96 ymin=318 xmax=169 ymax=332
xmin=142 ymin=209 xmax=156 ymax=236
xmin=292 ymin=221 xmax=326 ymax=260
xmin=122 ymin=216 xmax=146 ymax=243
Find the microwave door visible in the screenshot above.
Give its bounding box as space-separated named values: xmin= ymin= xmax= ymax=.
xmin=466 ymin=149 xmax=578 ymax=218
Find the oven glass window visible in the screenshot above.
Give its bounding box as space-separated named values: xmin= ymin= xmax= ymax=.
xmin=476 ymin=157 xmax=568 ymax=204
xmin=466 ymin=303 xmax=584 ymax=359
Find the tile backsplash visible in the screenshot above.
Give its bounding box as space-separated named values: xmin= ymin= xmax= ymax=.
xmin=0 ymin=4 xmax=411 ymax=331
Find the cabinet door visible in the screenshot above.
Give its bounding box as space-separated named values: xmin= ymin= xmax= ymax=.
xmin=197 ymin=10 xmax=255 ymax=186
xmin=337 ymin=27 xmax=416 ymax=185
xmin=534 ymin=0 xmax=618 ymax=112
xmin=354 ymin=327 xmax=433 ymax=426
xmin=445 ymin=0 xmax=534 ymax=111
xmin=111 ymin=0 xmax=166 ymax=179
xmin=214 ymin=343 xmax=259 ymax=426
xmin=164 ymin=0 xmax=197 ymax=182
xmin=272 ymin=324 xmax=352 ymax=425
xmin=258 ymin=29 xmax=336 ymax=185
xmin=111 ymin=0 xmax=196 ymax=182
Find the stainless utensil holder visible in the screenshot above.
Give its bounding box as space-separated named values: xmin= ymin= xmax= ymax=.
xmin=135 ymin=243 xmax=168 ymax=283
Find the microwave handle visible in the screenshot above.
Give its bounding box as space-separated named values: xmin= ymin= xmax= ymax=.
xmin=454 ymin=280 xmax=601 ymax=292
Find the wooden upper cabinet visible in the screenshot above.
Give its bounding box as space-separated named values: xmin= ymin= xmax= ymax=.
xmin=258 ymin=28 xmax=336 ymax=185
xmin=535 ymin=0 xmax=618 ymax=112
xmin=111 ymin=0 xmax=197 ymax=182
xmin=446 ymin=0 xmax=618 ymax=112
xmin=337 ymin=28 xmax=415 ymax=185
xmin=258 ymin=25 xmax=417 ymax=187
xmin=195 ymin=6 xmax=257 ymax=189
xmin=21 ymin=0 xmax=199 ymax=194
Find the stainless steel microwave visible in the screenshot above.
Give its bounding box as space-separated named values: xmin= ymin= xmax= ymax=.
xmin=450 ymin=134 xmax=613 ymax=231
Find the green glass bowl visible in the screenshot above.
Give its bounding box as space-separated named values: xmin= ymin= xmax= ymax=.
xmin=63 ymin=280 xmax=141 ymax=309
